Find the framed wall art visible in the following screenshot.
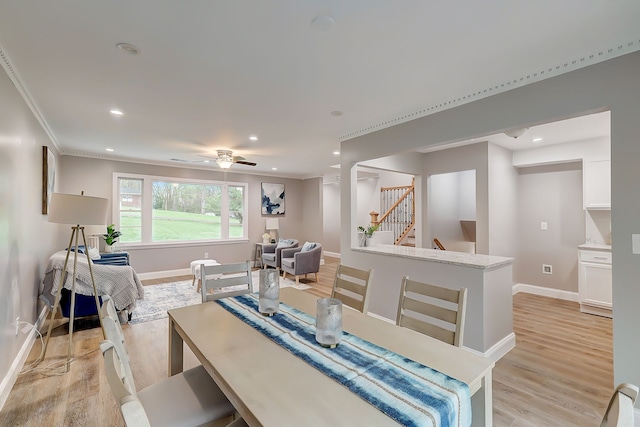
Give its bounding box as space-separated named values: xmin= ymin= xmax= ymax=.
xmin=261 ymin=182 xmax=285 ymax=215
xmin=42 ymin=146 xmax=56 ymax=214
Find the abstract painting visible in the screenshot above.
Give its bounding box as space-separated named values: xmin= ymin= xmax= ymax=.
xmin=261 ymin=182 xmax=285 ymax=215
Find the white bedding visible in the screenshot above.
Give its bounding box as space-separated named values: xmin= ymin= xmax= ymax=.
xmin=40 ymin=250 xmax=144 ymax=312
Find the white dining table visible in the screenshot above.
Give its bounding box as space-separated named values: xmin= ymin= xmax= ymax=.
xmin=168 ymin=287 xmax=494 ymax=426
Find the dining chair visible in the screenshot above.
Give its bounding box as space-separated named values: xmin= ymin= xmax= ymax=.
xmin=600 ymin=383 xmax=639 ymax=427
xmin=201 ymin=261 xmax=253 ymax=303
xmin=99 ymin=296 xmax=237 ymax=427
xmin=330 ymin=264 xmax=373 ymax=313
xmin=395 ymin=276 xmax=468 ymax=347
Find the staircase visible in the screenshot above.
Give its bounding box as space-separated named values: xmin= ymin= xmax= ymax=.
xmin=374 ymin=178 xmax=415 ymax=246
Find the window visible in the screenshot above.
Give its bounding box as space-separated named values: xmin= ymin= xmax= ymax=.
xmin=114 ymin=173 xmax=248 ymax=246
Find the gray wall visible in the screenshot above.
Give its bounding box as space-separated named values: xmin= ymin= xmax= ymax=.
xmin=423 ymin=143 xmax=490 ymax=254
xmin=340 ymin=50 xmax=640 ymax=392
xmin=515 ymin=163 xmax=584 ymax=292
xmin=0 ymin=64 xmax=63 ymax=402
xmin=322 ymin=182 xmax=341 ymax=254
xmin=58 ymin=155 xmax=308 ymax=273
xmin=488 ymin=143 xmax=519 ymax=257
xmin=301 ymin=177 xmax=323 ymax=247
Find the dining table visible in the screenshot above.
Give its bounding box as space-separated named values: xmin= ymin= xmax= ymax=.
xmin=168 ymin=287 xmax=494 ymax=426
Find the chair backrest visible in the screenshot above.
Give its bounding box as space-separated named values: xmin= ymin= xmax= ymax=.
xmin=99 ymin=296 xmax=135 ymax=388
xmin=601 ymin=383 xmax=639 ymax=427
xmin=201 ymin=261 xmax=252 ymax=302
xmin=331 ymin=264 xmax=373 ymax=313
xmin=396 ymin=276 xmax=467 ymax=347
xmin=100 ymin=340 xmax=151 ymax=427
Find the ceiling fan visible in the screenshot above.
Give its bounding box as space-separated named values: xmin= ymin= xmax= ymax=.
xmin=198 ymin=150 xmax=257 ymax=169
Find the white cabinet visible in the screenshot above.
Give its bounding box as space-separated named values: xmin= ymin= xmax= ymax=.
xmin=578 ymin=249 xmax=612 ymax=318
xmin=583 ymin=159 xmax=611 ymax=209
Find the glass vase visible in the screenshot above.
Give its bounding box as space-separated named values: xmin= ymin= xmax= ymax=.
xmin=315 ymin=297 xmax=343 ymax=348
xmin=258 ymin=269 xmax=280 ymax=316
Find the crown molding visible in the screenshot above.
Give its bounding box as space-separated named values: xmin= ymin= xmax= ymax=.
xmin=339 ymin=37 xmax=640 ymax=142
xmin=0 ymin=44 xmax=60 ymax=152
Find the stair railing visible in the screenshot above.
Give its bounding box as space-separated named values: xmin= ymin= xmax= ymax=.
xmin=375 ymin=178 xmax=415 ymax=245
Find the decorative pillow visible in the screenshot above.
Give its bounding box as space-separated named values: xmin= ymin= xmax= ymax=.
xmin=301 ymin=241 xmax=317 ymax=252
xmin=88 ymin=247 xmax=101 ymax=260
xmin=277 ymin=238 xmax=294 ymax=248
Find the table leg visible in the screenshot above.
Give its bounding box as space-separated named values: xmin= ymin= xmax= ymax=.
xmin=471 ymin=370 xmax=493 ymax=427
xmin=168 ymin=317 xmax=184 ymax=376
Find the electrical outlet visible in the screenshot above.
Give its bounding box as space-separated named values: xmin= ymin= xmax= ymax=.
xmin=204 ymin=252 xmax=209 ymax=259
xmin=15 ymin=317 xmax=19 ymax=336
xmin=542 ymin=264 xmax=553 ymax=275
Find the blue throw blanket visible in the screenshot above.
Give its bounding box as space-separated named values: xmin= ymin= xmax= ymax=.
xmin=216 ymin=294 xmax=471 ymax=427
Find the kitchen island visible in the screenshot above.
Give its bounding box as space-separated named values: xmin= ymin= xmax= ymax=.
xmin=348 ymin=244 xmax=514 ymax=360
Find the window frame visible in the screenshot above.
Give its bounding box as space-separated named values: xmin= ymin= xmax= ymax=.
xmin=112 ymin=172 xmax=249 ymax=249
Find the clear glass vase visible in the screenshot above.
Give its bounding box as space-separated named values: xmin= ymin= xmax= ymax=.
xmin=315 ymin=297 xmax=343 ymax=348
xmin=258 ymin=269 xmax=280 ymax=316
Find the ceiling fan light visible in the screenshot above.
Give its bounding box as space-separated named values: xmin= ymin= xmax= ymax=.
xmin=216 ymin=150 xmax=234 ymax=169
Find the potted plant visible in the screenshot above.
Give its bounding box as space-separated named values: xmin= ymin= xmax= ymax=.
xmin=103 ymin=224 xmax=122 ymax=253
xmin=357 ymin=224 xmax=379 ymax=247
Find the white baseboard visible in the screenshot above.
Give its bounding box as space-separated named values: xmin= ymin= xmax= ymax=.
xmin=463 ymin=333 xmax=516 ymax=362
xmin=513 ymin=283 xmax=579 ymax=302
xmin=323 ymin=251 xmax=341 ymax=259
xmin=0 ymin=307 xmax=48 ymax=412
xmin=137 ymin=268 xmax=191 ymax=281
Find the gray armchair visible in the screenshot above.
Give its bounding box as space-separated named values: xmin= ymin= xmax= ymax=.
xmin=262 ymin=239 xmax=298 ymax=270
xmin=281 ymin=243 xmax=322 ymax=285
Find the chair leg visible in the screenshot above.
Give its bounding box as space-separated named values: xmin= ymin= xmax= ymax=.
xmin=282 ymin=271 xmax=287 ymax=280
xmin=191 ymin=275 xmax=196 ymax=287
xmin=314 ymin=272 xmax=318 ymax=283
xmin=296 ymin=276 xmax=300 ymax=285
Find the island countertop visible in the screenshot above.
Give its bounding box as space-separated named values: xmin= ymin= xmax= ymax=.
xmin=578 ymin=243 xmax=612 ymax=252
xmin=352 ymin=244 xmax=513 ymax=269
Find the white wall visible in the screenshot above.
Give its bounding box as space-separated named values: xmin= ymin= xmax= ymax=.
xmin=340 ymin=51 xmax=640 ymax=393
xmin=0 ymin=63 xmax=63 ymax=407
xmin=428 ymin=170 xmax=476 ymax=248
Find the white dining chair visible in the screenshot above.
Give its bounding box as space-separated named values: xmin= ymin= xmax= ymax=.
xmin=201 ymin=261 xmax=253 ymax=302
xmin=601 ymin=383 xmax=639 ymax=427
xmin=396 ymin=276 xmax=468 ymax=347
xmin=330 ymin=264 xmax=373 ymax=313
xmin=99 ymin=296 xmax=237 ymax=427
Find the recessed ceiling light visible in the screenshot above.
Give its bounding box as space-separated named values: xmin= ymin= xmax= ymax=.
xmin=116 ymin=43 xmax=140 ymax=55
xmin=310 ymin=15 xmax=335 ymax=32
xmin=330 ymin=111 xmax=343 ymax=117
xmin=106 ymin=148 xmax=114 ymax=152
xmin=333 ymin=151 xmax=340 ymax=155
xmin=532 ymin=137 xmax=543 ymax=142
xmin=110 ymin=109 xmax=124 ymax=116
xmin=272 ymin=167 xmax=277 ymax=171
xmin=249 ymin=135 xmax=258 ymax=141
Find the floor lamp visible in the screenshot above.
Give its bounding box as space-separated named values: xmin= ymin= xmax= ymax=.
xmin=39 ymin=192 xmax=109 ymax=372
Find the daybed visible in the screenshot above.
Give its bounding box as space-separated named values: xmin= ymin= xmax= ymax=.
xmin=40 ymin=250 xmax=144 ymax=320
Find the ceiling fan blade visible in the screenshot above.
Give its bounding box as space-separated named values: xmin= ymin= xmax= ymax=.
xmin=234 ymin=160 xmax=257 ymax=166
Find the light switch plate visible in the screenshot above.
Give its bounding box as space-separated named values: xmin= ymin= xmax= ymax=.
xmin=633 ymin=234 xmax=640 ymax=254
xmin=541 ymin=222 xmax=548 ymax=230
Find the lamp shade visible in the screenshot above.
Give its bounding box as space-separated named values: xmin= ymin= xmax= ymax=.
xmin=265 ymin=218 xmax=279 ymax=230
xmin=48 ymin=193 xmax=109 ymax=226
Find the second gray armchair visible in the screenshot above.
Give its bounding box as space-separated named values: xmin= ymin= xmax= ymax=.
xmin=281 ymin=242 xmax=322 ymax=285
xmin=262 ymin=239 xmax=298 ymax=270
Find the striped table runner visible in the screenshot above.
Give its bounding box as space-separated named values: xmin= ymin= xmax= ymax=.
xmin=216 ymin=294 xmax=471 ymax=427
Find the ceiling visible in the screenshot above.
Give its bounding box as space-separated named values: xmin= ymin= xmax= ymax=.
xmin=0 ymin=1 xmax=638 ymax=179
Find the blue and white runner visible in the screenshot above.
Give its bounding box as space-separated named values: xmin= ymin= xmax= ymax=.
xmin=216 ymin=294 xmax=471 ymax=427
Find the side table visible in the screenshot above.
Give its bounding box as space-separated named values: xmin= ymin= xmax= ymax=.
xmin=254 ymin=243 xmax=266 ymax=268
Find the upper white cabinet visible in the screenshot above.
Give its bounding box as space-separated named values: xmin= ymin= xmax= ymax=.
xmin=583 ymin=159 xmax=611 ymax=209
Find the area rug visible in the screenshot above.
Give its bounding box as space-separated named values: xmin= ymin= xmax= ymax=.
xmin=129 ymin=270 xmax=312 ymax=324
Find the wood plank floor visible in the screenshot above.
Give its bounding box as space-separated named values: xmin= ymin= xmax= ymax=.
xmin=1 ymin=256 xmax=613 ymax=426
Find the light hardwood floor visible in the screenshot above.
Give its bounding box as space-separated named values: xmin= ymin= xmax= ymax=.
xmin=1 ymin=256 xmax=613 ymax=426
